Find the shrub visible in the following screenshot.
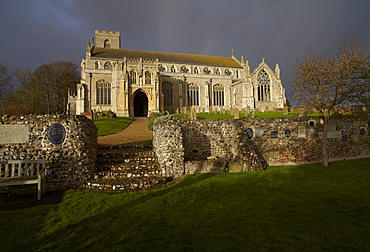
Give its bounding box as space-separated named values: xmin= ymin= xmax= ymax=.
xmin=95 ymin=110 xmax=117 ymax=119
xmin=147 ymin=112 xmax=165 ymax=130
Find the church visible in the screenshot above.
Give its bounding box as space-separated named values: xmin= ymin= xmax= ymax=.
xmin=69 ymin=30 xmax=286 ymax=117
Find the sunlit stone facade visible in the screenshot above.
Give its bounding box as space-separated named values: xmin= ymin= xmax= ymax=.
xmin=70 ymin=30 xmax=286 ymax=117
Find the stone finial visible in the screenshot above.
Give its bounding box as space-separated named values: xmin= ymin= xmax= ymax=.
xmin=275 ymin=63 xmax=280 ymax=79
xmin=231 ymin=49 xmax=235 ymax=56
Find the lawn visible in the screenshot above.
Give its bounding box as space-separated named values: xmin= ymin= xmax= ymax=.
xmin=93 ymin=117 xmax=134 ymax=136
xmin=0 ymin=158 xmax=369 ymax=251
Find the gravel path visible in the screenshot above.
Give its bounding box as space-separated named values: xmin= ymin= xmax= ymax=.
xmin=97 ymin=118 xmax=153 ymax=146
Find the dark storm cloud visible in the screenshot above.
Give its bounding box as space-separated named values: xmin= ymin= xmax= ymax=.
xmin=1 ymin=0 xmax=370 ymax=101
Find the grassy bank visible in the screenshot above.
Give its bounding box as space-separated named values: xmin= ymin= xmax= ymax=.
xmin=94 ymin=117 xmax=134 ymax=136
xmin=1 ymin=158 xmax=369 ymax=251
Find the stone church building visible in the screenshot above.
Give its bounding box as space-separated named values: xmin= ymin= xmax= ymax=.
xmin=69 ymin=30 xmax=286 ymax=117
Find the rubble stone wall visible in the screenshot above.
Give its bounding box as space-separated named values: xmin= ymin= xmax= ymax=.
xmin=0 ymin=115 xmax=98 ymax=187
xmin=153 ymin=115 xmax=370 ymax=176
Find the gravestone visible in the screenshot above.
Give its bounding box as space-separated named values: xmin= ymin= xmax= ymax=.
xmin=233 ymin=108 xmax=240 ymax=119
xmin=283 ymin=106 xmax=288 ymax=116
xmin=251 ymin=111 xmax=255 ymax=118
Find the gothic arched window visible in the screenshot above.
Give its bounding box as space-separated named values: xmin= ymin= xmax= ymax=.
xmin=203 ymin=67 xmax=211 ymax=74
xmin=188 ymin=83 xmax=200 ymax=106
xmin=181 ymin=66 xmax=189 ymax=73
xmin=194 ymin=67 xmax=199 ymax=74
xmin=163 ymin=82 xmax=173 ymax=106
xmin=171 ymin=65 xmax=176 ymax=73
xmin=128 ymin=70 xmax=136 ymax=85
xmin=213 ymin=85 xmax=225 ymax=106
xmin=158 ymin=64 xmax=166 ymax=72
xmin=104 ymin=39 xmax=110 ymax=48
xmin=225 ymin=69 xmax=232 ymax=76
xmin=145 ymin=71 xmax=151 ymax=85
xmin=96 ymin=80 xmax=111 ymax=105
xmin=95 ymin=61 xmax=99 ymax=69
xmin=104 ymin=62 xmax=112 ymax=70
xmin=216 ymin=68 xmax=221 ymax=75
xmin=257 ymin=70 xmax=271 ymax=101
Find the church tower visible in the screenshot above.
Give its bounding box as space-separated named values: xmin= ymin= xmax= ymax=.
xmin=94 ymin=30 xmax=121 ymax=49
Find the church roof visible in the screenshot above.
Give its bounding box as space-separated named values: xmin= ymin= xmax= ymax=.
xmin=91 ymin=47 xmax=243 ymax=68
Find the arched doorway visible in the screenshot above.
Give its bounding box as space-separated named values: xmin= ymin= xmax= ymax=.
xmin=134 ymin=91 xmax=148 ymax=117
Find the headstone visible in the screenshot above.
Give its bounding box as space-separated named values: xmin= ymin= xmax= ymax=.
xmin=234 ymin=108 xmax=240 ymax=119
xmin=360 ymin=128 xmax=366 ymax=136
xmin=251 ymin=111 xmax=255 ymax=118
xmin=283 ymin=106 xmax=289 ymax=116
xmin=265 ymin=106 xmax=269 ymax=112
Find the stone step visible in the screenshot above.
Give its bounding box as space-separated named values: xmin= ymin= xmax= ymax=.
xmin=84 ymin=176 xmax=174 ymax=192
xmin=97 ymin=169 xmax=165 ymax=179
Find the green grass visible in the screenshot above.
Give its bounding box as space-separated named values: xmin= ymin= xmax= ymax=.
xmin=1 ymin=159 xmax=370 ymax=251
xmin=93 ymin=117 xmax=134 ymax=136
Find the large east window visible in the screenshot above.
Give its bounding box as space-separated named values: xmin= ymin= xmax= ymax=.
xmin=96 ymin=80 xmax=111 ymax=105
xmin=257 ymin=70 xmax=271 ymax=101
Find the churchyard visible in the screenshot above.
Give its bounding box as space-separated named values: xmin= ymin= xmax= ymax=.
xmin=0 ymin=109 xmax=369 ymax=251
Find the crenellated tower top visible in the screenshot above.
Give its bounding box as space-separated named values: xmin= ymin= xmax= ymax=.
xmin=94 ymin=30 xmax=121 ymax=49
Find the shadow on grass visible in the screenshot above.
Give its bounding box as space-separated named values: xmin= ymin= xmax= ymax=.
xmin=0 ymin=187 xmax=67 ymax=212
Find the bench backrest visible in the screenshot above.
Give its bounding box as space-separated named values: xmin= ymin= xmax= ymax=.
xmin=0 ymin=160 xmax=46 ymax=178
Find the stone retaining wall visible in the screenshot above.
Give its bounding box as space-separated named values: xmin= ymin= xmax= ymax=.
xmin=153 ymin=115 xmax=370 ymax=176
xmin=0 ymin=115 xmax=97 ymax=187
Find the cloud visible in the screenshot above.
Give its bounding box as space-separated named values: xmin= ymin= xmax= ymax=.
xmin=29 ymin=0 xmax=81 ymax=30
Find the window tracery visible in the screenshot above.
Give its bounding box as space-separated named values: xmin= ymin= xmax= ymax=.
xmin=257 ymin=70 xmax=271 ymax=101
xmin=163 ymin=82 xmax=173 ymax=106
xmin=213 ymin=85 xmax=225 ymax=106
xmin=188 ymin=84 xmax=200 ymax=106
xmin=171 ymin=65 xmax=176 ymax=73
xmin=145 ymin=71 xmax=151 ymax=85
xmin=128 ymin=70 xmax=136 ymax=85
xmin=158 ymin=64 xmax=166 ymax=72
xmin=225 ymin=69 xmax=232 ymax=76
xmin=96 ymin=80 xmax=111 ymax=105
xmin=104 ymin=62 xmax=112 ymax=70
xmin=181 ymin=66 xmax=189 ymax=73
xmin=203 ymin=67 xmax=211 ymax=74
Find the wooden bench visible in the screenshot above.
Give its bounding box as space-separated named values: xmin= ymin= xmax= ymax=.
xmin=0 ymin=160 xmax=46 ymax=200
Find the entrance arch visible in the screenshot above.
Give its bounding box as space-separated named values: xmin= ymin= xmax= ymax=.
xmin=134 ymin=91 xmax=148 ymax=117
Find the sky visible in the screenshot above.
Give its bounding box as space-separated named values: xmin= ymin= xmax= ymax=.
xmin=1 ymin=0 xmax=370 ymax=101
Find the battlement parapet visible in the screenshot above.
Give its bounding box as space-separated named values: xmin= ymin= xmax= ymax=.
xmin=95 ymin=30 xmax=120 ymax=36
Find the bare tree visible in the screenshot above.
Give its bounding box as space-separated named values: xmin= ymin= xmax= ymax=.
xmin=292 ymin=39 xmax=369 ymax=166
xmin=0 ymin=63 xmax=12 ymax=115
xmin=13 ymin=61 xmax=79 ymax=114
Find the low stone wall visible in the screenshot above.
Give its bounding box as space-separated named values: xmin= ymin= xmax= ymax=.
xmin=153 ymin=115 xmax=370 ymax=176
xmin=0 ymin=115 xmax=98 ymax=187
